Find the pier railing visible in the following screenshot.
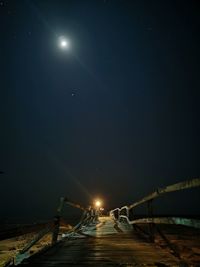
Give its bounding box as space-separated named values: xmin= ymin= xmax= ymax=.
xmin=5 ymin=178 xmax=200 ymax=266
xmin=10 ymin=197 xmax=98 ymax=266
xmin=110 ymin=177 xmax=200 ymax=258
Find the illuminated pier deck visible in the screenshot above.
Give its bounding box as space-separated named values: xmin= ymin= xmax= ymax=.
xmin=5 ymin=178 xmax=200 ymax=267
xmin=16 ymin=216 xmax=183 ymax=266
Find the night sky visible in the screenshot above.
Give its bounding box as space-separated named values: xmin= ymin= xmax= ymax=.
xmin=1 ymin=0 xmax=200 ymax=222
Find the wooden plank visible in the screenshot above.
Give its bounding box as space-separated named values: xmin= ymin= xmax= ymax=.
xmin=118 ymin=216 xmax=200 ymax=229
xmin=15 ymin=217 xmax=180 ymax=266
xmin=129 ymin=178 xmax=200 ymax=209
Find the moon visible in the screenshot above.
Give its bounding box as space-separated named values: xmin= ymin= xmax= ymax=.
xmin=58 ymin=36 xmax=70 ymax=50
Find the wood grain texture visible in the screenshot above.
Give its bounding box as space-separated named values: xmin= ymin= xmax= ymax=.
xmin=16 ymin=217 xmax=181 ymax=266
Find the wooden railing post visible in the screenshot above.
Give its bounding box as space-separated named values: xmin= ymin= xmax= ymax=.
xmin=51 ymin=197 xmax=65 ymax=245
xmin=147 ymin=200 xmax=155 ymax=242
xmin=52 ymin=215 xmax=60 ymax=244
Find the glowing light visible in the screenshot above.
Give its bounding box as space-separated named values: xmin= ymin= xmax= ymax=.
xmin=58 ymin=36 xmax=70 ymax=50
xmin=94 ymin=199 xmax=102 ymax=208
xmin=61 ymin=40 xmax=67 ymax=47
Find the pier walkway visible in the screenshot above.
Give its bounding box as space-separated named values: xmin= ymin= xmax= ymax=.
xmin=8 ymin=178 xmax=200 ymax=267
xmin=16 ymin=216 xmax=180 ymax=266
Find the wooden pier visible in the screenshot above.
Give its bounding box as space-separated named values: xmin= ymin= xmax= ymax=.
xmin=3 ymin=178 xmax=200 ymax=267
xmin=16 ymin=216 xmax=183 ymax=266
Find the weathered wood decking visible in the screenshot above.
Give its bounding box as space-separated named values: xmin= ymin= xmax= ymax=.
xmin=16 ymin=216 xmax=182 ymax=266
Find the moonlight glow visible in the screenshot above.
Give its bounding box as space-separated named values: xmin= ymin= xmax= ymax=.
xmin=58 ymin=36 xmax=70 ymax=50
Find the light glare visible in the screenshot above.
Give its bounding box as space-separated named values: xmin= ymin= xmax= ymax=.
xmin=58 ymin=36 xmax=70 ymax=50
xmin=95 ymin=200 xmax=102 ymax=208
xmin=61 ymin=40 xmax=67 ymax=47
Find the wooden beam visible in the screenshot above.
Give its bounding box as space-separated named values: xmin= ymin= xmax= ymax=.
xmin=129 ymin=178 xmax=200 ymax=209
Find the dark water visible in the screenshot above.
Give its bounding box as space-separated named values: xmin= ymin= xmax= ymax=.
xmin=0 ymin=214 xmax=83 ymax=241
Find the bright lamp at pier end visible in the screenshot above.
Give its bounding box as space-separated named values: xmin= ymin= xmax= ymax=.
xmin=94 ymin=199 xmax=102 ymax=208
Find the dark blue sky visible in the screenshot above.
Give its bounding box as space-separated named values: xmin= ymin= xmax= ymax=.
xmin=1 ymin=0 xmax=200 ymax=221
